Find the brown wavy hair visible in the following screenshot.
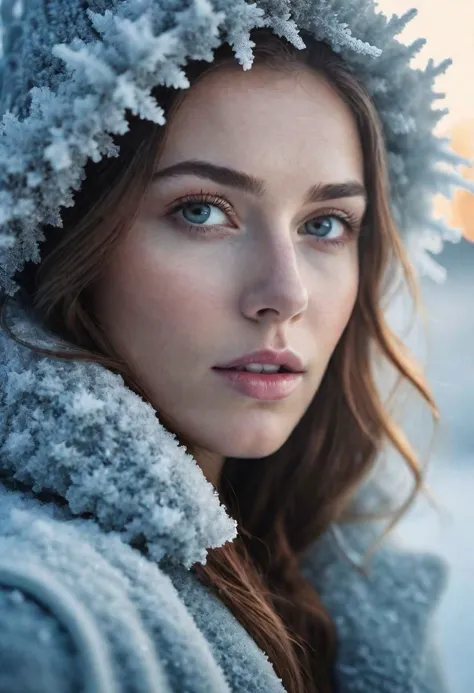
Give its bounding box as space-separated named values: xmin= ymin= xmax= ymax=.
xmin=0 ymin=28 xmax=440 ymax=693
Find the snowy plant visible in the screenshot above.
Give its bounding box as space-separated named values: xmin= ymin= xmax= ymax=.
xmin=0 ymin=0 xmax=473 ymax=295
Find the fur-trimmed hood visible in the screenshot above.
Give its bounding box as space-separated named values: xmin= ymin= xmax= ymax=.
xmin=0 ymin=0 xmax=473 ymax=296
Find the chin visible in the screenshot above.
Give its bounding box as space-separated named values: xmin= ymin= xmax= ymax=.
xmin=217 ymin=436 xmax=287 ymax=461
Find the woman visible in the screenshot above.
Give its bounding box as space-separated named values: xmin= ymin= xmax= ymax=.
xmin=0 ymin=1 xmax=471 ymax=692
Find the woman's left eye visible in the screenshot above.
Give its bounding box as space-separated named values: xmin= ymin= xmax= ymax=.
xmin=167 ymin=193 xmax=360 ymax=246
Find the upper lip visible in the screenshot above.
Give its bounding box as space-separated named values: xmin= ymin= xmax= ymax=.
xmin=214 ymin=348 xmax=306 ymax=373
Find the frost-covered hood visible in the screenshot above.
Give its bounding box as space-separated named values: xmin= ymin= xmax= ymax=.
xmin=0 ymin=0 xmax=473 ymax=298
xmin=0 ymin=297 xmax=237 ymax=569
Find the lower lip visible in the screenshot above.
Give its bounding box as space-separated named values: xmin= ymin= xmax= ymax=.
xmin=212 ymin=368 xmax=303 ymax=401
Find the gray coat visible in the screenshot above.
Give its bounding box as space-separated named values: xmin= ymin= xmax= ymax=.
xmin=0 ymin=298 xmax=449 ymax=693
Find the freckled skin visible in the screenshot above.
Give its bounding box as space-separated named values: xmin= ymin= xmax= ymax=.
xmin=92 ymin=65 xmax=365 ymax=488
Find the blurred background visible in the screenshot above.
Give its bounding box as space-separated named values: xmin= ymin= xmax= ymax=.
xmin=0 ymin=0 xmax=472 ymax=690
xmin=376 ymin=2 xmax=474 ymax=692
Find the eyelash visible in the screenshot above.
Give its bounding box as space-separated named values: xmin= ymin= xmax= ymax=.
xmin=166 ymin=191 xmax=361 ymax=247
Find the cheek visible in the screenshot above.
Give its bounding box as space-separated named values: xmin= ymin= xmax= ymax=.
xmin=313 ymin=262 xmax=358 ymax=350
xmin=95 ymin=234 xmax=223 ymax=362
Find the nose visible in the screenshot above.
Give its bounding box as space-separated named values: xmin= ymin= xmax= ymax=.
xmin=240 ymin=232 xmax=309 ymax=323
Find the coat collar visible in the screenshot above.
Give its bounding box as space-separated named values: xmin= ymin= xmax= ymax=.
xmin=0 ymin=297 xmax=450 ymax=693
xmin=0 ymin=297 xmax=237 ymax=569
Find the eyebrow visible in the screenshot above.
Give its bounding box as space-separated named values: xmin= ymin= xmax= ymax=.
xmin=152 ymin=159 xmax=367 ymax=205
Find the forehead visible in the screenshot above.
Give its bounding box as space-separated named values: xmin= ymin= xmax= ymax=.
xmin=158 ymin=64 xmax=364 ymax=193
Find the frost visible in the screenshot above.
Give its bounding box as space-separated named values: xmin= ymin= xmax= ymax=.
xmin=0 ymin=299 xmax=238 ymax=568
xmin=0 ymin=0 xmax=473 ymax=292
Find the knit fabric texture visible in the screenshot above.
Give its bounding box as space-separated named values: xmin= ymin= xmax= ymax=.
xmin=0 ymin=0 xmax=473 ymax=296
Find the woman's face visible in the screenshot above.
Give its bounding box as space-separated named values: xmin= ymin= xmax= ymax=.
xmin=93 ymin=64 xmax=367 ymax=487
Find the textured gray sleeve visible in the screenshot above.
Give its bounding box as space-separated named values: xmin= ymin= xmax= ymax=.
xmin=300 ymin=520 xmax=451 ymax=693
xmin=0 ymin=586 xmax=83 ymax=693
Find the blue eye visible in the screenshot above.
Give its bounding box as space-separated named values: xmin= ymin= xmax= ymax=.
xmin=169 ymin=193 xmax=234 ymax=231
xmin=181 ymin=203 xmax=219 ymax=225
xmin=183 ymin=205 xmax=209 ymax=223
xmin=168 ymin=192 xmax=361 ymax=247
xmin=304 ymin=216 xmax=349 ymax=245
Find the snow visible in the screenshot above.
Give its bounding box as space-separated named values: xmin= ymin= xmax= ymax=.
xmin=389 ymin=241 xmax=474 ymax=692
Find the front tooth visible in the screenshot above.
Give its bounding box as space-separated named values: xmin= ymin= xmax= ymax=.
xmin=236 ymin=363 xmax=281 ymax=373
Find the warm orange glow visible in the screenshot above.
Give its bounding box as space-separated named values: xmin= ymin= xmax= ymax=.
xmin=378 ymin=0 xmax=474 ymax=243
xmin=434 ymin=119 xmax=474 ymax=243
